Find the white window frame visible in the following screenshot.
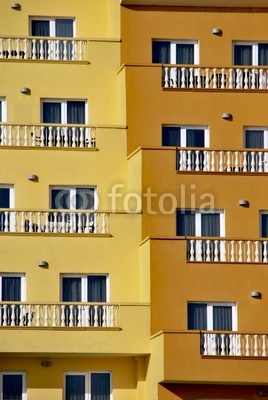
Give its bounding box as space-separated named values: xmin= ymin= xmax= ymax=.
xmin=29 ymin=17 xmax=76 ymax=37
xmin=188 ymin=302 xmax=237 ymax=331
xmin=163 ymin=125 xmax=209 ymax=147
xmin=0 ymin=274 xmax=26 ymax=301
xmin=0 ymin=185 xmax=14 ymax=208
xmin=153 ymin=39 xmax=199 ymax=64
xmin=233 ymin=41 xmax=268 ymax=66
xmin=50 ymin=186 xmax=97 ymax=210
xmin=0 ymin=372 xmax=27 ymax=400
xmin=63 ymin=371 xmax=112 ymax=400
xmin=41 ymin=99 xmax=88 ymax=124
xmin=181 ymin=209 xmax=225 ymax=237
xmin=244 ymin=126 xmax=268 ymax=148
xmin=260 ymin=210 xmax=268 ymax=237
xmin=60 ymin=274 xmax=109 ymax=302
xmin=0 ymin=98 xmax=7 ymax=123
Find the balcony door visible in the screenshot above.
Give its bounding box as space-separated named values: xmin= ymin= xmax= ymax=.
xmin=0 ymin=275 xmax=25 ymax=326
xmin=61 ymin=275 xmax=107 ymax=326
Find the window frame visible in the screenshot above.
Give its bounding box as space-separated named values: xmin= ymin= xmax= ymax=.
xmin=0 ymin=98 xmax=7 ymax=123
xmin=0 ymin=274 xmax=26 ymax=301
xmin=244 ymin=126 xmax=268 ymax=148
xmin=177 ymin=209 xmax=225 ymax=237
xmin=162 ymin=124 xmax=209 ymax=147
xmin=41 ymin=99 xmax=88 ymax=125
xmin=50 ymin=186 xmax=98 ymax=211
xmin=0 ymin=371 xmax=27 ymax=400
xmin=188 ymin=302 xmax=237 ymax=331
xmin=63 ymin=371 xmax=112 ymax=400
xmin=60 ymin=274 xmax=109 ymax=302
xmin=233 ymin=41 xmax=268 ymax=66
xmin=29 ymin=17 xmax=76 ymax=37
xmin=0 ymin=185 xmax=14 ymax=208
xmin=152 ymin=39 xmax=199 ymax=64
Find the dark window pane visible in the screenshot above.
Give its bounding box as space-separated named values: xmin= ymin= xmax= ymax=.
xmin=2 ymin=277 xmax=21 ymax=301
xmin=245 ymin=130 xmax=264 ymax=149
xmin=186 ymin=129 xmax=204 ymax=147
xmin=3 ymin=374 xmax=22 ymax=400
xmin=201 ymin=213 xmax=220 ymax=237
xmin=0 ymin=101 xmax=2 ymax=122
xmin=213 ymin=306 xmax=232 ymax=330
xmin=76 ymin=188 xmax=94 ymax=210
xmin=176 ymin=44 xmax=194 ymax=64
xmin=188 ymin=303 xmax=207 ymax=330
xmin=43 ymin=103 xmax=61 ymax=124
xmin=51 ymin=189 xmax=70 ymax=210
xmin=258 ymin=43 xmax=268 ymax=65
xmin=87 ymin=276 xmax=107 ymax=302
xmin=32 ymin=20 xmax=50 ymax=36
xmin=62 ymin=278 xmax=81 ymax=302
xmin=162 ymin=127 xmax=181 ymax=146
xmin=66 ymin=375 xmax=85 ymax=400
xmin=234 ymin=45 xmax=252 ymax=65
xmin=0 ymin=188 xmax=10 ymax=208
xmin=55 ymin=19 xmax=73 ymax=38
xmin=261 ymin=214 xmax=268 ymax=237
xmin=152 ymin=41 xmax=170 ymax=63
xmin=91 ymin=373 xmax=110 ymax=400
xmin=67 ymin=102 xmax=85 ymax=124
xmin=176 ymin=210 xmax=196 ymax=236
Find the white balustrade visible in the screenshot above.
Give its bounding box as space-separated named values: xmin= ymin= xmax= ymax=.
xmin=0 ymin=36 xmax=87 ymax=61
xmin=163 ymin=66 xmax=268 ymax=90
xmin=202 ymin=332 xmax=268 ymax=357
xmin=187 ymin=239 xmax=268 ymax=263
xmin=0 ymin=210 xmax=109 ymax=234
xmin=0 ymin=303 xmax=119 ymax=328
xmin=0 ymin=124 xmax=96 ymax=148
xmin=176 ymin=149 xmax=268 ymax=173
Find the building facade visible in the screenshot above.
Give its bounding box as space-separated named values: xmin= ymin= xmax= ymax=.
xmin=1 ymin=0 xmax=268 ymax=399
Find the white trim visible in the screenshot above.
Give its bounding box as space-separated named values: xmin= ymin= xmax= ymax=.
xmin=0 ymin=371 xmax=27 ymax=400
xmin=0 ymin=98 xmax=7 ymax=123
xmin=0 ymin=185 xmax=14 ymax=208
xmin=29 ymin=17 xmax=75 ymax=38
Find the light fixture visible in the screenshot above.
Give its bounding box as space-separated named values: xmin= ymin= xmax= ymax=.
xmin=20 ymin=87 xmax=31 ymax=94
xmin=222 ymin=112 xmax=232 ymax=120
xmin=251 ymin=291 xmax=261 ymax=298
xmin=41 ymin=361 xmax=52 ymax=367
xmin=212 ymin=28 xmax=222 ymax=35
xmin=38 ymin=260 xmax=48 ymax=268
xmin=238 ymin=199 xmax=249 ymax=207
xmin=11 ymin=2 xmax=20 ymax=9
xmin=28 ymin=174 xmax=38 ymax=181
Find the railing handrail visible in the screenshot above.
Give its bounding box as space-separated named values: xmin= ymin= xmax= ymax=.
xmin=163 ymin=63 xmax=267 ymax=71
xmin=185 ymin=236 xmax=268 ymax=242
xmin=0 ymin=208 xmax=109 ymax=214
xmin=0 ymin=35 xmax=88 ymax=42
xmin=200 ymin=330 xmax=268 ymax=335
xmin=0 ymin=122 xmax=95 ymax=128
xmin=0 ymin=301 xmax=119 ymax=306
xmin=176 ymin=147 xmax=268 ymax=152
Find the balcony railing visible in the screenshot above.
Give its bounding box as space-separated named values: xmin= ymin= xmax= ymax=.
xmin=176 ymin=148 xmax=268 ymax=173
xmin=163 ymin=66 xmax=268 ymax=90
xmin=0 ymin=36 xmax=87 ymax=61
xmin=0 ymin=302 xmax=119 ymax=328
xmin=202 ymin=332 xmax=268 ymax=357
xmin=187 ymin=238 xmax=268 ymax=263
xmin=0 ymin=210 xmax=109 ymax=235
xmin=0 ymin=124 xmax=96 ymax=148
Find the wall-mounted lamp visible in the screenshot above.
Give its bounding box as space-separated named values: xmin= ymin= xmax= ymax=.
xmin=28 ymin=174 xmax=38 ymax=181
xmin=11 ymin=2 xmax=21 ymax=9
xmin=20 ymin=87 xmax=31 ymax=94
xmin=38 ymin=260 xmax=48 ymax=268
xmin=251 ymin=291 xmax=261 ymax=298
xmin=258 ymin=391 xmax=267 ymax=397
xmin=212 ymin=28 xmax=222 ymax=35
xmin=238 ymin=199 xmax=249 ymax=207
xmin=41 ymin=361 xmax=52 ymax=367
xmin=222 ymin=112 xmax=232 ymax=120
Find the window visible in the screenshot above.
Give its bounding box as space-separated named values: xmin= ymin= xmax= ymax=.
xmin=0 ymin=185 xmax=14 ymax=232
xmin=0 ymin=372 xmax=26 ymax=400
xmin=244 ymin=128 xmax=268 ymax=172
xmin=0 ymin=98 xmax=6 ymax=123
xmin=188 ymin=302 xmax=237 ymax=331
xmin=152 ymin=40 xmax=199 ymax=64
xmin=176 ymin=210 xmax=225 ymax=237
xmin=61 ymin=274 xmax=108 ymax=326
xmin=64 ymin=372 xmax=111 ymax=400
xmin=234 ymin=42 xmax=268 ymax=65
xmin=0 ymin=274 xmax=25 ymax=326
xmin=30 ymin=17 xmax=74 ymax=60
xmin=41 ymin=99 xmax=87 ymax=146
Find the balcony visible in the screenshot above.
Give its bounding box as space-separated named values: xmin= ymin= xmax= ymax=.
xmin=187 ymin=238 xmax=268 ymax=263
xmin=163 ymin=66 xmax=268 ymax=90
xmin=202 ymin=331 xmax=268 ymax=357
xmin=0 ymin=36 xmax=88 ymax=62
xmin=0 ymin=210 xmax=110 ymax=235
xmin=0 ymin=302 xmax=118 ymax=328
xmin=0 ymin=124 xmax=96 ymax=149
xmin=176 ymin=148 xmax=268 ymax=173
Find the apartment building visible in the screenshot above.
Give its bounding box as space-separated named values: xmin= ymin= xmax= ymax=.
xmin=120 ymin=0 xmax=268 ymax=399
xmin=0 ymin=1 xmax=149 ymax=400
